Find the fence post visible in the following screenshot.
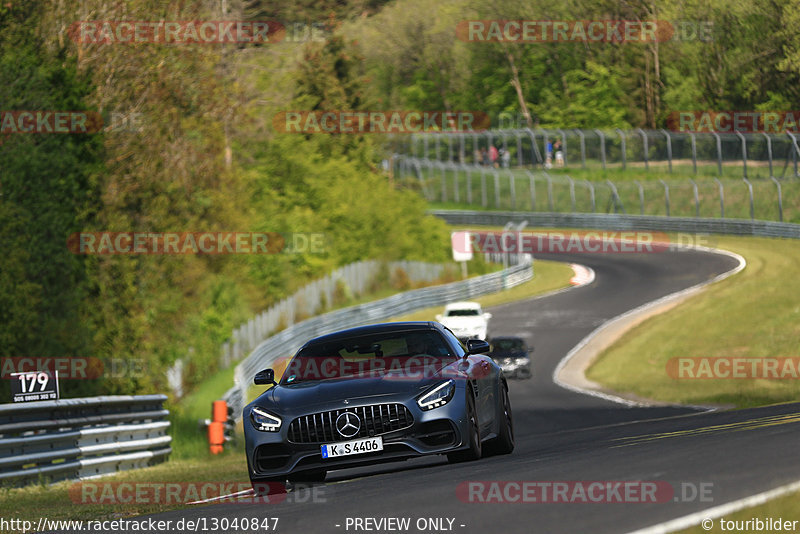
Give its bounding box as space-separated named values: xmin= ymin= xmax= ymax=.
xmin=606 ymin=179 xmax=624 ymax=213
xmin=507 ymin=171 xmax=516 ymax=209
xmin=423 ymin=135 xmax=429 ymax=160
xmin=637 ymin=128 xmax=648 ymax=170
xmin=544 ymin=171 xmax=554 ymax=211
xmin=735 ymin=131 xmax=747 ymax=178
xmin=558 ymin=128 xmax=568 ymax=166
xmin=492 ymin=169 xmax=501 ymax=208
xmin=616 ymin=128 xmax=627 ymax=170
xmin=584 ymin=179 xmax=596 ymax=212
xmin=594 ymin=129 xmax=606 ymax=170
xmin=787 ymin=131 xmax=800 ymax=177
xmin=459 ymin=133 xmax=466 ymax=164
xmin=524 ymin=128 xmax=543 ymax=165
xmin=661 ymin=129 xmax=673 ymax=173
xmin=762 ymin=132 xmax=773 ymax=178
xmin=575 ymin=129 xmax=586 ymax=169
xmin=481 ymin=168 xmax=487 ymax=207
xmin=771 ymin=177 xmax=783 ymax=222
xmin=743 ymin=178 xmax=754 ymax=220
xmin=439 ymin=162 xmax=447 ymax=202
xmin=714 ymin=178 xmax=725 ymax=218
xmin=453 ymin=163 xmax=460 ymax=203
xmin=525 ymin=170 xmax=536 ymax=210
xmin=690 ymin=132 xmax=697 ymax=174
xmin=514 ymin=131 xmax=524 ymax=167
xmin=465 ymin=165 xmax=472 ymax=204
xmin=434 ymin=134 xmax=441 ymax=161
xmin=712 ymin=132 xmax=722 ymax=176
xmin=659 ymin=179 xmax=670 ymax=217
xmin=566 ymin=175 xmax=576 ymax=212
xmin=634 ymin=180 xmax=645 ymax=215
xmin=689 ymin=179 xmax=699 ymax=217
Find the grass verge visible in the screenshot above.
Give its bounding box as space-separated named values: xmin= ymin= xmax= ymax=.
xmin=586 ymin=235 xmax=800 ymax=408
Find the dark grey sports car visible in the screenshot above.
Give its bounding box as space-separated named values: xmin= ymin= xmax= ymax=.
xmin=243 ymin=321 xmax=513 ymax=489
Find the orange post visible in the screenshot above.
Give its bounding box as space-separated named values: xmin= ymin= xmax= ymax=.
xmin=212 ymin=400 xmax=228 ymax=423
xmin=208 ymin=421 xmax=224 ymax=454
xmin=209 ymin=400 xmax=228 ymax=454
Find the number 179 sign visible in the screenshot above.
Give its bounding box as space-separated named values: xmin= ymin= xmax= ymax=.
xmin=10 ymin=370 xmax=60 ymax=402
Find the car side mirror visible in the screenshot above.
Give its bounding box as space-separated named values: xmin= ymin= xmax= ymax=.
xmin=484 ymin=312 xmax=492 ymax=320
xmin=466 ymin=339 xmax=491 ymax=355
xmin=254 ymin=368 xmax=277 ymax=386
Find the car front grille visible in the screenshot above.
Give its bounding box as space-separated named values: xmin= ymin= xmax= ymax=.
xmin=288 ymin=403 xmax=414 ymax=444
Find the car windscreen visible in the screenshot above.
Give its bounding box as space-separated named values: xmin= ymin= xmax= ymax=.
xmin=492 ymin=339 xmax=525 ymax=352
xmin=282 ymin=330 xmax=456 ymax=384
xmin=446 ymin=309 xmax=480 ymax=316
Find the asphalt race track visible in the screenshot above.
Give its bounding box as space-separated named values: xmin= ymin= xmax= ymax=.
xmin=118 ymin=249 xmax=800 ymax=533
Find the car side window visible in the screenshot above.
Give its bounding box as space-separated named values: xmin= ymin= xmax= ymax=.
xmin=442 ymin=328 xmax=467 ymax=357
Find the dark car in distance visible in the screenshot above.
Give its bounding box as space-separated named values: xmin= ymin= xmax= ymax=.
xmin=243 ymin=322 xmax=514 ymax=489
xmin=488 ymin=336 xmax=532 ymax=379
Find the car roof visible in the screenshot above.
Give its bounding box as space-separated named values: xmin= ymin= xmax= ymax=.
xmin=443 ymin=301 xmax=482 ymax=310
xmin=303 ymin=321 xmax=444 ymax=345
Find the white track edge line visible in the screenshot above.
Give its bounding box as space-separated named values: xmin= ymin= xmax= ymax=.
xmin=551 ymin=244 xmax=747 ymax=409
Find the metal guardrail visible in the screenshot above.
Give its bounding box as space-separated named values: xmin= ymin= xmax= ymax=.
xmin=0 ymin=395 xmax=171 ymax=486
xmin=223 ymin=261 xmax=534 ymax=420
xmin=428 ymin=210 xmax=800 ymax=239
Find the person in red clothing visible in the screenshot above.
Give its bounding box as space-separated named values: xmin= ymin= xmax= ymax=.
xmin=489 ymin=145 xmax=499 ymax=167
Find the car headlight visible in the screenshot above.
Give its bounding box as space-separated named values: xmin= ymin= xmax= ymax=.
xmin=250 ymin=407 xmax=281 ymax=432
xmin=417 ymin=380 xmax=455 ymax=411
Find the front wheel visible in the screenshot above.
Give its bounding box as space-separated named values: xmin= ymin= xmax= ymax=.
xmin=485 ymin=384 xmax=514 ymax=456
xmin=447 ymin=389 xmax=482 ymax=463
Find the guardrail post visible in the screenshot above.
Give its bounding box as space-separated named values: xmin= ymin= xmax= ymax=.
xmin=634 ymin=180 xmax=645 ymax=215
xmin=594 ymin=129 xmax=607 ymax=170
xmin=690 ymin=132 xmax=697 ymax=174
xmin=771 ymin=176 xmax=783 ymax=222
xmin=637 ymin=128 xmax=648 ymax=170
xmin=584 ymin=179 xmax=596 ymax=212
xmin=762 ymin=132 xmax=773 ymax=178
xmin=743 ymin=178 xmax=754 ymax=220
xmin=689 ymin=179 xmax=700 ymax=217
xmin=712 ymin=132 xmax=722 ymax=176
xmin=616 ymin=128 xmax=627 ymax=170
xmin=660 ymin=179 xmax=670 ymax=217
xmin=736 ymin=130 xmax=747 ymax=178
xmin=575 ymin=129 xmax=586 ymax=169
xmin=661 ymin=129 xmax=673 ymax=173
xmin=714 ymin=177 xmax=725 ymax=218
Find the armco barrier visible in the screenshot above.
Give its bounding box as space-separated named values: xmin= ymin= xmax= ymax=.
xmin=223 ymin=261 xmax=533 ymax=420
xmin=0 ymin=395 xmax=171 ymax=486
xmin=429 ymin=210 xmax=800 ymax=239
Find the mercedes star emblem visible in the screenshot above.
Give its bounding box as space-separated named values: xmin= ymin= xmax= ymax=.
xmin=335 ymin=412 xmax=361 ymax=438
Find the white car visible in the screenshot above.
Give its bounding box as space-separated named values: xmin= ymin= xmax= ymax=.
xmin=436 ymin=301 xmax=492 ymax=342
